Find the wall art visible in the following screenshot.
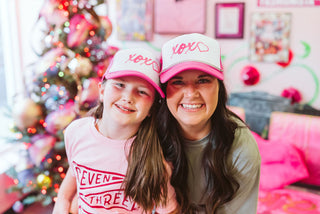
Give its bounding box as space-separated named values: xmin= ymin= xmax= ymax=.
xmin=116 ymin=0 xmax=153 ymax=41
xmin=154 ymin=0 xmax=206 ymax=34
xmin=215 ymin=2 xmax=245 ymax=39
xmin=249 ymin=12 xmax=291 ymax=62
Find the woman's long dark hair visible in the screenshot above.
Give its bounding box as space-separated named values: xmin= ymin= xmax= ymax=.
xmin=91 ymin=80 xmax=168 ymax=213
xmin=157 ymin=79 xmax=242 ymax=214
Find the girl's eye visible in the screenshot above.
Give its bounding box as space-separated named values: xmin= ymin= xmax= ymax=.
xmin=138 ymin=90 xmax=149 ymax=96
xmin=115 ymin=82 xmax=125 ymax=88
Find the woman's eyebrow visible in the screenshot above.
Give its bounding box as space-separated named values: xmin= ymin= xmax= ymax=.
xmin=198 ymin=74 xmax=214 ymax=78
xmin=171 ymin=76 xmax=183 ymax=80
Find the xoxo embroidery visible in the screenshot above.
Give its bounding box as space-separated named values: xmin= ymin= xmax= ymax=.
xmin=171 ymin=41 xmax=209 ymax=57
xmin=127 ymin=54 xmax=160 ymax=73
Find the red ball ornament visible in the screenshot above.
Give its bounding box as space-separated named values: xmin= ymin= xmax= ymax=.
xmin=281 ymin=87 xmax=302 ymax=104
xmin=241 ymin=65 xmax=260 ymax=86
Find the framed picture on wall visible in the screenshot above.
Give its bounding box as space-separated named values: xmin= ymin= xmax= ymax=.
xmin=215 ymin=2 xmax=245 ymax=39
xmin=249 ymin=13 xmax=291 ymax=62
xmin=154 ymin=0 xmax=206 ymax=34
xmin=116 ymin=0 xmax=153 ymax=41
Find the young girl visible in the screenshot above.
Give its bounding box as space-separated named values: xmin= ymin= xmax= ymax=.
xmin=53 ymin=48 xmax=178 ymax=214
xmin=158 ymin=33 xmax=261 ymax=214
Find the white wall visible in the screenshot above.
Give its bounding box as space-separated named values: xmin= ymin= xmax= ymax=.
xmin=16 ymin=0 xmax=320 ymax=109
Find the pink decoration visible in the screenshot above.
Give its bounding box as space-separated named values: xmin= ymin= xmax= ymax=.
xmin=12 ymin=98 xmax=43 ymax=130
xmin=29 ymin=134 xmax=56 ymax=166
xmin=67 ymin=14 xmax=95 ymax=48
xmin=277 ymin=49 xmax=293 ymax=67
xmin=45 ymin=102 xmax=76 ymax=134
xmin=281 ymin=87 xmax=302 ymax=104
xmin=39 ymin=0 xmax=68 ymax=27
xmin=241 ymin=65 xmax=260 ymax=86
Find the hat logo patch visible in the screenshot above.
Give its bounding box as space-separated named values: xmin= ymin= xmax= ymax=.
xmin=127 ymin=54 xmax=160 ymax=73
xmin=171 ymin=41 xmax=209 ymax=58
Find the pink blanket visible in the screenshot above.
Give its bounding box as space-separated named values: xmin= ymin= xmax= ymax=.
xmin=258 ymin=188 xmax=320 ymax=213
xmin=269 ymin=112 xmax=320 ymax=186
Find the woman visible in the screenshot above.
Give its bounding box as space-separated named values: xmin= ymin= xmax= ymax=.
xmin=158 ymin=33 xmax=261 ymax=214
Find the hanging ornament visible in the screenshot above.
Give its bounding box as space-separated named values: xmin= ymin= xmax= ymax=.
xmin=29 ymin=134 xmax=56 ymax=166
xmin=281 ymin=87 xmax=302 ymax=104
xmin=68 ymin=56 xmax=93 ymax=77
xmin=36 ymin=173 xmax=52 ymax=188
xmin=241 ymin=65 xmax=260 ymax=86
xmin=67 ymin=14 xmax=95 ymax=48
xmin=12 ymin=201 xmax=24 ymax=213
xmin=45 ymin=101 xmax=76 ymax=134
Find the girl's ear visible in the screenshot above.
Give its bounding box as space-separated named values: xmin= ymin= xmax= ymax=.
xmin=98 ymin=82 xmax=104 ymax=102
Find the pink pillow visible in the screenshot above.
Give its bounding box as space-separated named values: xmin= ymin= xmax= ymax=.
xmin=252 ymin=131 xmax=309 ymax=190
xmin=269 ymin=112 xmax=320 ymax=186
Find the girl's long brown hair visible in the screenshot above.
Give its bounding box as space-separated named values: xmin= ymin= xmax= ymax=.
xmin=90 ymin=80 xmax=168 ymax=212
xmin=157 ymin=80 xmax=241 ymax=214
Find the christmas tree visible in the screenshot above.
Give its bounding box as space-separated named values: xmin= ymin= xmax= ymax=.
xmin=5 ymin=0 xmax=117 ymax=211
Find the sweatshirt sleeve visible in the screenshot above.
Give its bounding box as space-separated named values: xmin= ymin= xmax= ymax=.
xmin=218 ymin=126 xmax=261 ymax=214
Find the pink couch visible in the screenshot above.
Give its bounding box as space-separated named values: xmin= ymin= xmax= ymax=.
xmin=229 ymin=107 xmax=320 ymax=190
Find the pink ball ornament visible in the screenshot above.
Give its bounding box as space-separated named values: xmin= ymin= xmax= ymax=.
xmin=29 ymin=134 xmax=56 ymax=166
xmin=67 ymin=14 xmax=94 ymax=48
xmin=45 ymin=101 xmax=76 ymax=134
xmin=241 ymin=65 xmax=260 ymax=86
xmin=281 ymin=87 xmax=302 ymax=104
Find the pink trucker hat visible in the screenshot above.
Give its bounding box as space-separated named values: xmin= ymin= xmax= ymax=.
xmin=160 ymin=33 xmax=224 ymax=83
xmin=103 ymin=48 xmax=164 ymax=98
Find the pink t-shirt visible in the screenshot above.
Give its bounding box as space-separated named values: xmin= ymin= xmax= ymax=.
xmin=65 ymin=117 xmax=177 ymax=214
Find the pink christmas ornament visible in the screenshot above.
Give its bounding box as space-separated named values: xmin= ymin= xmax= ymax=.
xmin=67 ymin=14 xmax=95 ymax=48
xmin=12 ymin=98 xmax=43 ymax=130
xmin=241 ymin=65 xmax=260 ymax=86
xmin=39 ymin=0 xmax=68 ymax=27
xmin=45 ymin=101 xmax=76 ymax=134
xmin=281 ymin=87 xmax=302 ymax=104
xmin=29 ymin=134 xmax=56 ymax=166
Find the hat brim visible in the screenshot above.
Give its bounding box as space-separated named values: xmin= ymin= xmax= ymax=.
xmin=105 ymin=70 xmax=165 ymax=98
xmin=160 ymin=61 xmax=224 ymax=83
